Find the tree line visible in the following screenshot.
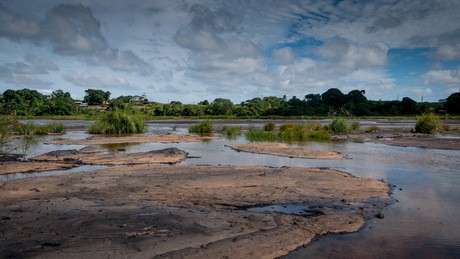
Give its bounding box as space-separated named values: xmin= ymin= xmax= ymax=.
xmin=1 ymin=88 xmax=459 ymax=117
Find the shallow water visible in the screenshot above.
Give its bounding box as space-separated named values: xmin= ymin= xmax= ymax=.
xmin=3 ymin=120 xmax=460 ymax=258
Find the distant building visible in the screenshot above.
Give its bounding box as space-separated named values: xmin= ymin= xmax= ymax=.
xmin=439 ymin=99 xmax=447 ymax=103
xmin=130 ymin=95 xmax=144 ymax=102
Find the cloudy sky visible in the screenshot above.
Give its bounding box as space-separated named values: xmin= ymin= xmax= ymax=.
xmin=1 ymin=0 xmax=460 ymax=103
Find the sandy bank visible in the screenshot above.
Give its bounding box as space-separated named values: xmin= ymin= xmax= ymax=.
xmin=227 ymin=142 xmax=347 ymax=159
xmin=31 ymin=147 xmax=188 ymax=166
xmin=369 ymin=137 xmax=460 ymax=150
xmin=46 ymin=134 xmax=219 ymax=145
xmin=0 ymin=165 xmax=391 ymax=259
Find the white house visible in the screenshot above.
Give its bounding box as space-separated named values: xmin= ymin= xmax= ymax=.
xmin=129 ymin=95 xmax=144 ymax=102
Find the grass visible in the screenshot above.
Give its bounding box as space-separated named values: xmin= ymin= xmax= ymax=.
xmin=324 ymin=117 xmax=353 ymax=133
xmin=415 ymin=112 xmax=442 ymax=134
xmin=246 ymin=122 xmax=331 ymax=142
xmin=188 ymin=119 xmax=214 ymax=133
xmin=88 ymin=110 xmax=147 ymax=134
xmin=222 ymin=126 xmax=242 ymax=136
xmin=264 ymin=122 xmax=276 ymax=131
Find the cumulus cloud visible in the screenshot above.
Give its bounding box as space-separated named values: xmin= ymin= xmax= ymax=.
xmin=410 ymin=88 xmax=434 ymax=96
xmin=0 ymin=64 xmax=53 ymax=87
xmin=316 ymin=36 xmax=389 ymax=72
xmin=85 ymin=48 xmax=152 ymax=75
xmin=420 ymin=66 xmax=460 ymax=85
xmin=271 ymin=47 xmax=297 ymax=65
xmin=63 ymin=70 xmax=139 ymax=90
xmin=365 ymin=17 xmax=403 ymax=34
xmin=42 ymin=4 xmax=107 ymax=56
xmin=0 ymin=3 xmax=151 ymax=75
xmin=174 ymin=4 xmax=267 ymax=89
xmin=159 ymin=84 xmax=189 ymax=94
xmin=25 ymin=54 xmax=59 ymax=71
xmin=0 ymin=3 xmax=41 ymax=40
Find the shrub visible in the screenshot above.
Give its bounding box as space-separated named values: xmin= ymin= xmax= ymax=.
xmin=189 ymin=119 xmax=214 ymax=133
xmin=325 ymin=117 xmax=352 ymax=133
xmin=351 ymin=121 xmax=360 ymax=131
xmin=415 ymin=112 xmax=441 ymax=134
xmin=88 ymin=110 xmax=147 ymax=134
xmin=223 ymin=126 xmax=242 ymax=136
xmin=264 ymin=122 xmax=276 ymax=131
xmin=279 ymin=123 xmax=295 ymax=132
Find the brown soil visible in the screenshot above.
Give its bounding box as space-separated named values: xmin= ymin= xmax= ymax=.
xmin=227 ymin=143 xmax=347 ymax=159
xmin=31 ymin=147 xmax=189 ymax=166
xmin=0 ymin=165 xmax=391 ymax=259
xmin=46 ymin=134 xmax=219 ymax=145
xmin=0 ymin=161 xmax=78 ymax=175
xmin=370 ymin=137 xmax=460 ymax=150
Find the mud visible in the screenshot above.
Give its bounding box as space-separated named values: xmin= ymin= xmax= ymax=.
xmin=227 ymin=143 xmax=347 ymax=159
xmin=0 ymin=165 xmax=391 ymax=259
xmin=31 ymin=147 xmax=189 ymax=166
xmin=46 ymin=134 xmax=219 ymax=145
xmin=0 ymin=161 xmax=78 ymax=175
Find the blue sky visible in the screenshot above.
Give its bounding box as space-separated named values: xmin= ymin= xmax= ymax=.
xmin=0 ymin=0 xmax=459 ymax=103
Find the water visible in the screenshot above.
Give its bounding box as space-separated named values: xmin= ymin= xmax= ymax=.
xmin=3 ymin=120 xmax=460 ymax=258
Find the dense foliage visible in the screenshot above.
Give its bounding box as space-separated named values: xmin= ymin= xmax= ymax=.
xmin=1 ymin=87 xmax=458 ymax=117
xmin=88 ymin=110 xmax=147 ymax=134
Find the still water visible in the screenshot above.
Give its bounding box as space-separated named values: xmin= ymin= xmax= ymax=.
xmin=2 ymin=121 xmax=460 ymax=258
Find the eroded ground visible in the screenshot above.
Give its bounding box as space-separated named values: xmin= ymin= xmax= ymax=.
xmin=227 ymin=143 xmax=347 ymax=159
xmin=0 ymin=165 xmax=391 ymax=259
xmin=47 ymin=134 xmax=219 ymax=145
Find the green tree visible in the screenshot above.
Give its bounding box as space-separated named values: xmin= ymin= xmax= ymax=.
xmin=84 ymin=89 xmax=111 ymax=105
xmin=444 ymin=93 xmax=460 ymax=114
xmin=321 ymin=88 xmax=346 ymax=108
xmin=210 ymin=98 xmax=233 ymax=115
xmin=400 ymin=97 xmax=418 ymax=114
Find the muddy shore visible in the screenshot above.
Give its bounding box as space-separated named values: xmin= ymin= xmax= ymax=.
xmin=0 ymin=165 xmax=391 ymax=259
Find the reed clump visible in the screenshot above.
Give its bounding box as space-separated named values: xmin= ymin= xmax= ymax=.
xmin=189 ymin=119 xmax=214 ymax=133
xmin=246 ymin=122 xmax=331 ymax=142
xmin=88 ymin=110 xmax=147 ymax=134
xmin=415 ymin=112 xmax=442 ymax=134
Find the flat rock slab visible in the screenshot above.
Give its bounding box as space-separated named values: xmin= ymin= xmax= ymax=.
xmin=369 ymin=137 xmax=460 ymax=150
xmin=0 ymin=161 xmax=78 ymax=175
xmin=0 ymin=165 xmax=390 ymax=259
xmin=32 ymin=147 xmax=188 ymax=165
xmin=46 ymin=134 xmax=219 ymax=145
xmin=227 ymin=142 xmax=347 ymax=159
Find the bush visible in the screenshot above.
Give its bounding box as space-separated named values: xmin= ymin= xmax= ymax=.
xmin=189 ymin=119 xmax=214 ymax=133
xmin=279 ymin=123 xmax=295 ymax=132
xmin=223 ymin=126 xmax=242 ymax=136
xmin=415 ymin=112 xmax=441 ymax=134
xmin=245 ymin=122 xmax=331 ymax=142
xmin=88 ymin=110 xmax=147 ymax=134
xmin=325 ymin=117 xmax=353 ymax=133
xmin=264 ymin=122 xmax=276 ymax=131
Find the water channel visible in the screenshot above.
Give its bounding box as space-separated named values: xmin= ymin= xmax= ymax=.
xmin=2 ymin=120 xmax=460 ymax=258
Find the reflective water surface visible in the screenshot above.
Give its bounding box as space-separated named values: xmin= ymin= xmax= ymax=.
xmin=2 ymin=120 xmax=460 ymax=258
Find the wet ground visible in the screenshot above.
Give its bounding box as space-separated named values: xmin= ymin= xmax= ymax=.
xmin=3 ymin=119 xmax=460 ymax=258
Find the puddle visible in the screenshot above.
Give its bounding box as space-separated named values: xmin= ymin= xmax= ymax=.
xmin=246 ymin=204 xmax=325 ymax=217
xmin=56 ymin=209 xmax=88 ymax=213
xmin=131 ymin=211 xmax=170 ymax=217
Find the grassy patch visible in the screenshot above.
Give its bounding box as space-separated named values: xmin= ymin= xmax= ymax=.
xmin=264 ymin=122 xmax=276 ymax=131
xmin=246 ymin=122 xmax=331 ymax=142
xmin=222 ymin=125 xmax=242 ymax=136
xmin=415 ymin=112 xmax=441 ymax=134
xmin=88 ymin=110 xmax=147 ymax=134
xmin=324 ymin=117 xmax=353 ymax=133
xmin=189 ymin=119 xmax=214 ymax=133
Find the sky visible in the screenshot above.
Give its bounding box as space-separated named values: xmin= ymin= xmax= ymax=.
xmin=1 ymin=0 xmax=460 ymax=104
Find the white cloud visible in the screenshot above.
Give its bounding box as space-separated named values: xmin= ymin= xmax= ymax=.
xmin=316 ymin=36 xmax=389 ymax=72
xmin=0 ymin=3 xmax=41 ymax=40
xmin=420 ymin=66 xmax=460 ymax=85
xmin=271 ymin=47 xmax=297 ymax=65
xmin=159 ymin=84 xmax=189 ymax=94
xmin=25 ymin=54 xmax=59 ymax=71
xmin=410 ymin=88 xmax=434 ymax=96
xmin=63 ymin=70 xmax=139 ymax=90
